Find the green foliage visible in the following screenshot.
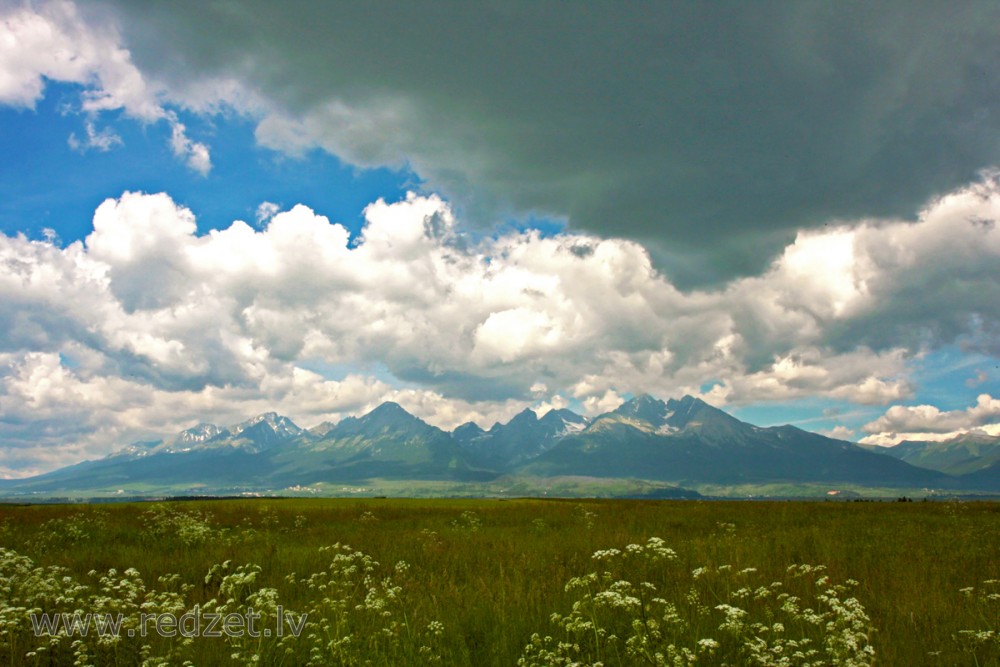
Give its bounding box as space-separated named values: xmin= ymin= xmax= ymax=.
xmin=519 ymin=540 xmax=875 ymax=666
xmin=142 ymin=505 xmax=221 ymax=546
xmin=0 ymin=499 xmax=998 ymax=665
xmin=954 ymin=579 xmax=1000 ymax=665
xmin=450 ymin=510 xmax=482 ymax=533
xmin=288 ymin=543 xmax=445 ymax=666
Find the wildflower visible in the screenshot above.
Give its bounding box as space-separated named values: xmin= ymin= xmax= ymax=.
xmin=519 ymin=538 xmax=875 ymax=667
xmin=697 ymin=637 xmax=719 ymax=653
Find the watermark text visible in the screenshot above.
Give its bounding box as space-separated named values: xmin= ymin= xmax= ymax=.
xmin=30 ymin=606 xmax=306 ymax=639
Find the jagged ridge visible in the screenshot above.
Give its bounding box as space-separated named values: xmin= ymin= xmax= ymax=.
xmin=0 ymin=395 xmax=984 ymax=496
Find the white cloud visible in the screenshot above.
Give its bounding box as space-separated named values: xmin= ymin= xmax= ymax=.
xmin=83 ymin=0 xmax=1000 ymax=292
xmin=700 ymin=348 xmax=913 ymax=407
xmin=87 ymin=191 xmax=197 ymax=264
xmin=255 ymin=202 xmax=281 ymax=227
xmin=860 ymin=394 xmax=1000 ymax=445
xmin=774 ymin=229 xmax=869 ymax=319
xmin=168 ymin=115 xmax=211 ymax=175
xmin=0 ymin=2 xmax=102 ymax=108
xmin=2 ymin=176 xmax=1000 ymax=473
xmin=5 ymin=2 xmax=1000 ymax=476
xmin=0 ymin=350 xmax=526 ymax=473
xmin=817 ymin=425 xmax=856 ymax=441
xmin=582 ymin=390 xmax=624 ymax=417
xmin=40 ymin=227 xmax=59 ymax=245
xmin=473 ymin=308 xmax=563 ymax=364
xmin=67 ymin=119 xmax=123 ymax=152
xmin=0 ymin=1 xmax=212 ymax=172
xmin=529 ymin=382 xmax=548 ymax=396
xmin=533 ymin=394 xmax=569 ymax=417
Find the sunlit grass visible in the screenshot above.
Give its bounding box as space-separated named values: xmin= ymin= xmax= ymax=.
xmin=0 ymin=498 xmax=997 ymax=665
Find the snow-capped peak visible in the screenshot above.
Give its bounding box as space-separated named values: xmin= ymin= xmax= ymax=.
xmin=177 ymin=423 xmax=223 ymax=444
xmin=231 ymin=412 xmax=303 ymax=438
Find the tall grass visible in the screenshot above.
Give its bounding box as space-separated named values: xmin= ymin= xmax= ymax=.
xmin=0 ymin=498 xmax=997 ymax=665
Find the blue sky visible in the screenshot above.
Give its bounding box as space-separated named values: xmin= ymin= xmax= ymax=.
xmin=0 ymin=1 xmax=999 ymax=475
xmin=0 ymin=82 xmax=414 ymax=244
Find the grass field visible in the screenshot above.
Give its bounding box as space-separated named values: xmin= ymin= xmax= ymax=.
xmin=0 ymin=498 xmax=998 ymax=665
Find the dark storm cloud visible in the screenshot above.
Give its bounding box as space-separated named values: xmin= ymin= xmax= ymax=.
xmin=88 ymin=0 xmax=1000 ymax=285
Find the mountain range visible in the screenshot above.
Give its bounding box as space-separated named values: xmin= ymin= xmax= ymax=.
xmin=1 ymin=394 xmax=995 ymax=498
xmin=860 ymin=431 xmax=1000 ymax=490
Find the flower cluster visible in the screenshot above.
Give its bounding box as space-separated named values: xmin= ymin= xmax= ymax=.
xmin=0 ymin=547 xmax=198 ymax=665
xmin=519 ymin=538 xmax=876 ymax=667
xmin=450 ymin=511 xmax=482 ymax=533
xmin=142 ymin=506 xmax=220 ymax=546
xmin=0 ymin=535 xmax=446 ymax=667
xmin=286 ymin=543 xmax=446 ymax=666
xmin=953 ymin=579 xmax=1000 ymax=664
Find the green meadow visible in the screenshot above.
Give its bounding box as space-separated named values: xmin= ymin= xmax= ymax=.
xmin=0 ymin=498 xmax=998 ymax=666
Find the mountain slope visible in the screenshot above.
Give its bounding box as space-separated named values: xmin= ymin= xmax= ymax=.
xmin=520 ymin=395 xmax=947 ymax=486
xmin=267 ymin=402 xmax=462 ymax=483
xmin=456 ymin=407 xmax=588 ymax=469
xmin=864 ymin=433 xmax=1000 ymax=476
xmin=956 ymin=458 xmax=1000 ymax=491
xmin=1 ymin=413 xmax=308 ymax=494
xmin=0 ymin=395 xmax=971 ymax=497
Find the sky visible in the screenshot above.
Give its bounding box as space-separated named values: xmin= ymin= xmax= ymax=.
xmin=1 ymin=0 xmax=999 ymax=476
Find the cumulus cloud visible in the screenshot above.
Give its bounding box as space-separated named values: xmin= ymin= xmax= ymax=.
xmin=75 ymin=0 xmax=1000 ymax=285
xmin=581 ymin=390 xmax=625 ymax=418
xmin=1 ymin=175 xmax=1000 ymax=472
xmin=701 ymin=349 xmax=913 ymax=407
xmin=9 ymin=1 xmax=1000 ymax=285
xmin=533 ymin=395 xmax=570 ymax=418
xmin=0 ymin=1 xmax=211 ymax=172
xmin=7 ymin=1 xmax=1000 ymax=476
xmin=860 ymin=394 xmax=1000 ymax=445
xmin=0 ymin=349 xmax=526 ymax=472
xmin=817 ymin=426 xmax=856 ymax=441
